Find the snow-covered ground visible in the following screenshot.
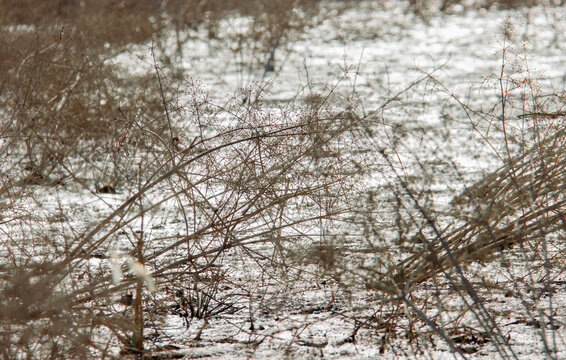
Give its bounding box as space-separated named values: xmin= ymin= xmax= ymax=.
xmin=4 ymin=1 xmax=566 ymax=358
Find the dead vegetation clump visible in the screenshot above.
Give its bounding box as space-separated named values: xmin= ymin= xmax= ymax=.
xmin=398 ymin=124 xmax=566 ymax=286
xmin=0 ymin=25 xmax=169 ymax=189
xmin=0 ymin=1 xmax=368 ymax=355
xmin=281 ymin=25 xmax=566 ymax=356
xmin=2 ymin=1 xmax=566 ymax=358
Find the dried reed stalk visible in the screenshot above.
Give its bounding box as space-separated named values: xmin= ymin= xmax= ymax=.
xmin=396 ymin=125 xmax=566 ymax=286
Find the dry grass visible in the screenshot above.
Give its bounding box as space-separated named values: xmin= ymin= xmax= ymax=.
xmin=1 ymin=1 xmax=566 ymax=358
xmin=280 ymin=25 xmax=566 ymax=356
xmin=0 ymin=2 xmax=365 ymax=357
xmin=397 ymin=124 xmax=566 ymax=287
